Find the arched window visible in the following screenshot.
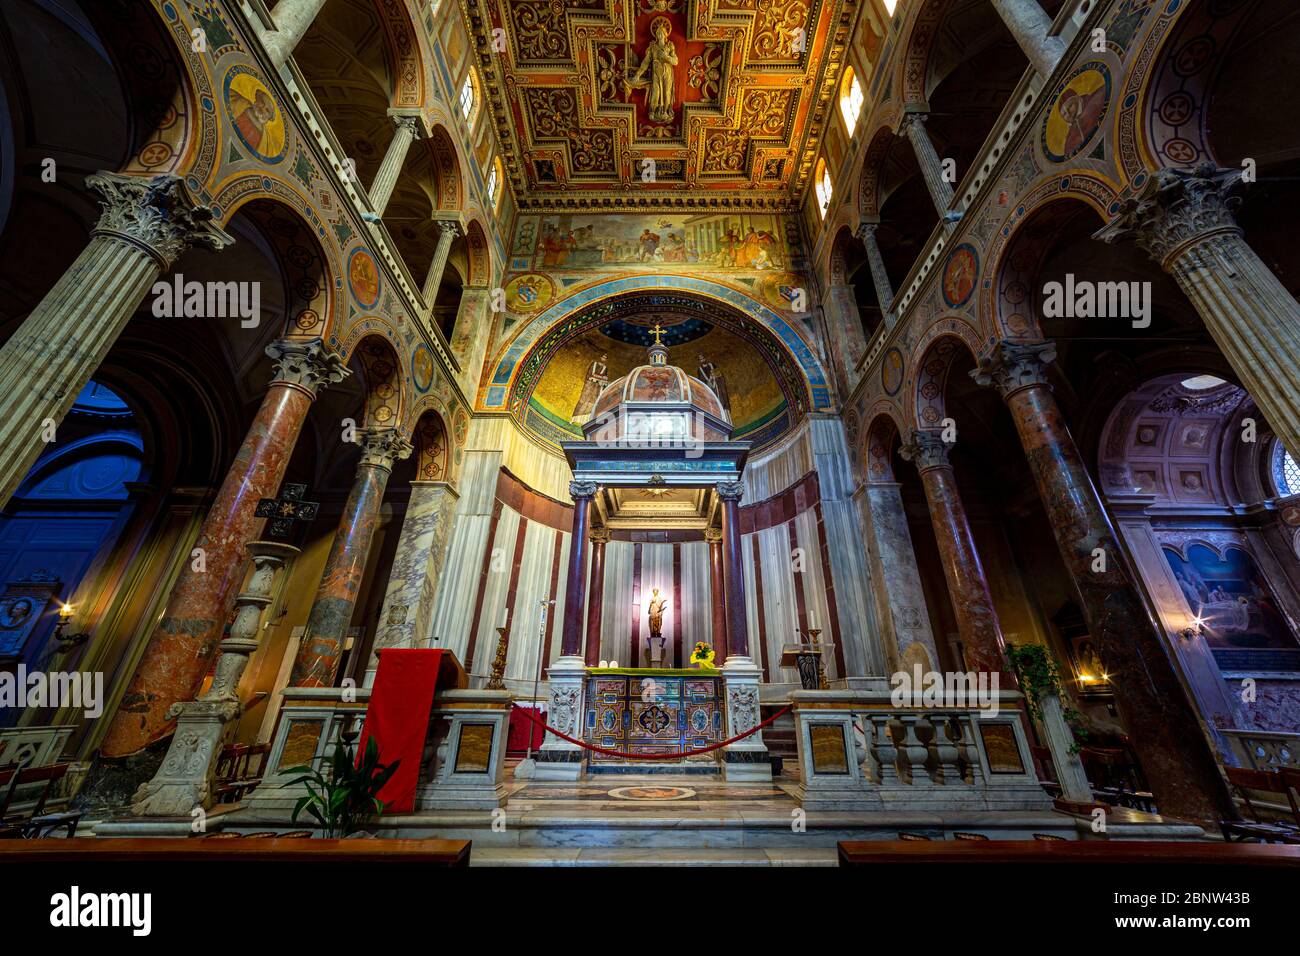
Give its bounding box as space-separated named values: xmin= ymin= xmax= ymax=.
xmin=815 ymin=159 xmax=833 ymax=218
xmin=1271 ymin=439 xmax=1300 ymax=497
xmin=459 ymin=71 xmax=476 ymax=122
xmin=487 ymin=156 xmax=503 ymax=210
xmin=883 ymin=0 xmax=898 ymax=14
xmin=839 ymin=66 xmax=864 ymax=136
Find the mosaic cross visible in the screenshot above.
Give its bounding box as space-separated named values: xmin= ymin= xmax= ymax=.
xmin=254 ymin=483 xmax=319 ymax=540
xmin=649 ymin=322 xmax=666 ymax=346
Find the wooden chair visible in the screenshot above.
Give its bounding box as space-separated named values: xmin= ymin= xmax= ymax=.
xmin=0 ymin=763 xmax=82 ymax=838
xmin=1080 ymin=746 xmax=1156 ymax=813
xmin=952 ymin=832 xmax=989 ymax=841
xmin=897 ymin=832 xmax=932 ymax=841
xmin=1221 ymin=767 xmax=1300 ymax=844
xmin=1032 ymin=833 xmax=1067 ymax=841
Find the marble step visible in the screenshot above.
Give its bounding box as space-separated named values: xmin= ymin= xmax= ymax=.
xmin=469 ymin=847 xmax=839 ymax=866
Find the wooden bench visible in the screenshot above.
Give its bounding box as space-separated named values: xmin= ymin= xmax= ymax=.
xmin=0 ymin=763 xmax=82 ymax=838
xmin=838 ymin=839 xmax=1300 ymax=867
xmin=1221 ymin=766 xmax=1300 ymax=844
xmin=0 ymin=837 xmax=471 ymax=865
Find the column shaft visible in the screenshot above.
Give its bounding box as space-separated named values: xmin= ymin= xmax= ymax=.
xmin=372 ymin=481 xmax=459 ymax=659
xmin=991 ymin=0 xmax=1065 ymax=79
xmin=369 ymin=117 xmax=419 ymax=218
xmin=860 ymin=481 xmax=941 ymax=671
xmin=421 ymin=222 xmax=460 ymax=307
xmin=263 ymin=0 xmax=330 ymax=68
xmin=583 ymin=533 xmax=607 ymax=667
xmin=901 ymin=114 xmax=955 ymax=218
xmin=561 ymin=482 xmax=595 ymax=658
xmin=719 ymin=484 xmax=749 ymax=661
xmin=292 ymin=429 xmax=411 ymax=687
xmin=708 ymin=532 xmax=728 ymax=657
xmin=857 ymin=223 xmax=896 ymax=320
xmin=101 ymin=340 xmax=346 ymax=756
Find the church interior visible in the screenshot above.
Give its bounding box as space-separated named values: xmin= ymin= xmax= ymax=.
xmin=2 ymin=0 xmax=1300 ymax=901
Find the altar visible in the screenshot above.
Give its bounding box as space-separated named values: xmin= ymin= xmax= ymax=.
xmin=584 ymin=668 xmax=724 ymax=768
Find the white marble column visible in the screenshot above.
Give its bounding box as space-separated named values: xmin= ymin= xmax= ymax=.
xmin=900 ymin=113 xmax=955 ymax=220
xmin=369 ymin=114 xmax=423 ymax=218
xmin=368 ymin=480 xmax=460 ymax=685
xmin=991 ymin=0 xmax=1066 ymax=80
xmin=856 ymin=221 xmax=896 ymax=325
xmin=0 ymin=172 xmax=232 ymax=508
xmin=421 ymin=219 xmax=461 ymax=308
xmin=858 ymin=480 xmax=941 ymax=673
xmin=1097 ymin=163 xmax=1300 ymax=458
xmin=261 ymin=0 xmax=330 ymax=68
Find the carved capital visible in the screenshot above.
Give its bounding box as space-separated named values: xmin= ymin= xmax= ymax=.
xmin=898 ymin=110 xmax=929 ymax=139
xmin=972 ymin=340 xmax=1057 ymax=399
xmin=900 ymin=429 xmax=952 ymax=471
xmin=716 ymin=480 xmax=744 ymax=503
xmin=391 ymin=113 xmax=424 ymax=140
xmin=704 ymin=526 xmax=724 ymax=544
xmin=855 ymin=221 xmax=880 ymax=245
xmin=589 ymin=527 xmax=611 ymax=545
xmin=266 ymin=338 xmax=351 ymax=397
xmin=88 ymin=172 xmax=233 ymax=269
xmin=435 ymin=219 xmax=463 ymax=243
xmin=569 ymin=479 xmax=598 ymax=500
xmin=1094 ymin=163 xmax=1244 ymax=268
xmin=356 ymin=427 xmax=414 ymax=470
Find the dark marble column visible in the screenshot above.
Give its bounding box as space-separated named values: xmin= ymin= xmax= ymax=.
xmin=101 ymin=339 xmax=348 ymax=756
xmin=973 ymin=340 xmax=1235 ymax=822
xmin=583 ymin=527 xmax=609 ymax=667
xmin=706 ymin=526 xmax=728 ymax=658
xmin=561 ymin=481 xmax=597 ymax=659
xmin=900 ymin=431 xmax=1008 ymax=677
xmin=291 ymin=427 xmax=413 ymax=687
xmin=717 ymin=482 xmax=749 ymax=661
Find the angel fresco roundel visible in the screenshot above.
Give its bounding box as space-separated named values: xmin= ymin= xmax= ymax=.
xmin=223 ymin=66 xmax=287 ymax=164
xmin=1041 ymin=63 xmax=1112 ymax=164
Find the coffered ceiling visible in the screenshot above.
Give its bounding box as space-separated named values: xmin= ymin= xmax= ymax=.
xmin=462 ymin=0 xmax=856 ymax=211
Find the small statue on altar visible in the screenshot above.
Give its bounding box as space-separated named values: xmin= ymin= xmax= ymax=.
xmin=647 ymin=588 xmax=668 ymax=639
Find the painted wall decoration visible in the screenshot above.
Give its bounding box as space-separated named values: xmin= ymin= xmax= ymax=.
xmin=1163 ymin=544 xmax=1297 ymax=651
xmin=1041 ymin=62 xmax=1111 ymax=163
xmin=881 ymin=347 xmax=904 ymax=396
xmin=941 ymin=244 xmax=978 ymax=309
xmin=513 ymin=213 xmax=793 ymax=273
xmin=347 ymin=248 xmax=382 ymax=310
xmin=504 ymin=273 xmax=556 ymax=313
xmin=412 ymin=344 xmax=435 ymax=393
xmin=223 ymin=66 xmax=286 ymax=163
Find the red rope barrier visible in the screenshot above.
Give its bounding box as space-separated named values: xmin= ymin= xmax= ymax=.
xmin=512 ymin=702 xmax=792 ymax=760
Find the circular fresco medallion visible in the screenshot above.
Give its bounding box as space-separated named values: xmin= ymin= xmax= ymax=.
xmin=882 ymin=346 xmax=905 ymax=396
xmin=223 ymin=66 xmax=287 ymax=164
xmin=412 ymin=343 xmax=434 ymax=393
xmin=758 ymin=271 xmax=806 ymax=312
xmin=1041 ymin=62 xmax=1112 ymax=164
xmin=606 ymin=786 xmax=697 ymax=801
xmin=941 ymin=244 xmax=979 ymax=309
xmin=348 ymin=248 xmax=381 ymax=310
xmin=504 ymin=273 xmax=555 ymax=313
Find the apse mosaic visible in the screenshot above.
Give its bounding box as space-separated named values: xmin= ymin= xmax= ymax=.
xmin=468 ymin=0 xmax=851 ymax=208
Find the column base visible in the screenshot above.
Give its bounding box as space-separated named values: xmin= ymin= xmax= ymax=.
xmin=534 ymin=655 xmax=586 ymax=780
xmin=721 ymin=655 xmax=771 ymax=782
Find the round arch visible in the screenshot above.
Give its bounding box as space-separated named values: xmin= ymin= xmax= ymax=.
xmin=908 ymin=322 xmax=982 ymax=432
xmin=338 ymin=325 xmax=412 ymax=430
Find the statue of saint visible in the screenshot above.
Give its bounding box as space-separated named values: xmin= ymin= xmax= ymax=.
xmin=626 ymin=18 xmax=678 ymax=124
xmin=572 ymin=353 xmax=608 ymax=422
xmin=647 ymin=587 xmax=669 ymax=640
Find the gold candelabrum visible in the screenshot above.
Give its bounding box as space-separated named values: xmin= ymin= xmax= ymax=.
xmin=804 ymin=628 xmax=829 ymax=689
xmin=487 ymin=626 xmax=510 ymax=690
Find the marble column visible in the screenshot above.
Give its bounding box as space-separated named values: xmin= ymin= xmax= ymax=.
xmin=130 ymin=541 xmax=298 ymax=816
xmin=583 ymin=527 xmax=609 ymax=667
xmin=0 ymin=172 xmax=232 ymax=509
xmin=368 ymin=480 xmax=460 ymax=684
xmin=859 ymin=480 xmax=941 ymax=672
xmin=899 ymin=431 xmax=1008 ymax=676
xmin=261 ymin=0 xmax=330 ymax=68
xmin=899 ymin=113 xmax=955 ymax=220
xmin=369 ymin=114 xmax=422 ymax=218
xmin=991 ymin=0 xmax=1065 ymax=80
xmin=824 ymin=284 xmax=867 ymax=384
xmin=292 ymin=427 xmax=413 ymax=688
xmin=561 ymin=481 xmax=596 ymax=658
xmin=973 ymin=340 xmax=1235 ymax=822
xmin=421 ymin=219 xmax=461 ymax=308
xmin=855 ymin=221 xmax=896 ymax=326
xmin=717 ymin=481 xmax=749 ymax=661
xmin=1097 ymin=163 xmax=1300 ymax=458
xmin=100 ymin=338 xmax=348 ymax=757
xmin=706 ymin=527 xmax=728 ymax=657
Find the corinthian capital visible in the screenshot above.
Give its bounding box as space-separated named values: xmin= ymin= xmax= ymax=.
xmin=972 ymin=340 xmax=1057 ymax=399
xmin=88 ymin=172 xmax=233 ymax=269
xmin=356 ymin=427 xmax=414 ymax=470
xmin=899 ymin=429 xmax=952 ymax=471
xmin=1094 ymin=163 xmax=1244 ymax=268
xmin=391 ymin=113 xmax=424 ymax=140
xmin=266 ymin=338 xmax=351 ymax=397
xmin=435 ymin=218 xmax=463 ymax=243
xmin=569 ymin=480 xmax=598 ymax=500
xmin=716 ymin=480 xmax=744 ymax=502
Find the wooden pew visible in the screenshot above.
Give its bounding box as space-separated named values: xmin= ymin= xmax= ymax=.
xmin=838 ymin=839 xmax=1300 ymax=867
xmin=0 ymin=837 xmax=471 ymax=866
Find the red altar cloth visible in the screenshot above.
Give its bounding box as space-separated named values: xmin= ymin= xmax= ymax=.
xmin=358 ymin=649 xmax=465 ymax=813
xmin=507 ymin=703 xmax=546 ymax=756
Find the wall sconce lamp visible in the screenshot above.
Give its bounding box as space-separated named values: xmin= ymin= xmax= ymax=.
xmin=52 ymin=603 xmax=89 ymax=653
xmin=1179 ymin=616 xmax=1206 ymax=641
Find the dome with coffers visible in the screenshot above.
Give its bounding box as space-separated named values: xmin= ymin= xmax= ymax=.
xmin=582 ymin=342 xmax=731 ymax=444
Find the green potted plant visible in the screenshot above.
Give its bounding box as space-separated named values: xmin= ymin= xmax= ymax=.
xmin=1005 ymin=643 xmax=1089 ymax=753
xmin=284 ymin=734 xmax=401 ymax=838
